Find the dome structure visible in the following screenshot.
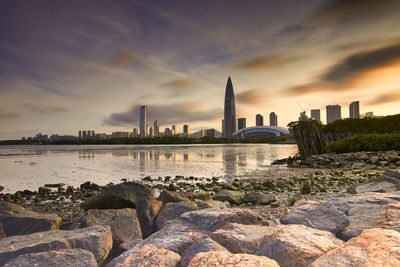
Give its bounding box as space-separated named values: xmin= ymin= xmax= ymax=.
xmin=232 ymin=126 xmax=289 ymax=138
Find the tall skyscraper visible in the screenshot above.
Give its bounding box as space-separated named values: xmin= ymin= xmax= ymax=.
xmin=154 ymin=120 xmax=159 ymax=137
xmin=269 ymin=112 xmax=277 ymax=126
xmin=326 ymin=105 xmax=341 ymax=124
xmin=149 ymin=127 xmax=154 ymax=138
xmin=172 ymin=125 xmax=177 ymax=135
xmin=299 ymin=111 xmax=310 ymax=121
xmin=311 ymin=109 xmax=321 ymax=122
xmin=183 ymin=125 xmax=190 ymax=137
xmin=223 ymin=77 xmax=236 ymax=137
xmin=349 ymin=101 xmax=360 ymax=119
xmin=237 ymin=118 xmax=246 ymax=130
xmin=140 ymin=105 xmax=148 ymax=137
xmin=256 ymin=114 xmax=264 ymax=126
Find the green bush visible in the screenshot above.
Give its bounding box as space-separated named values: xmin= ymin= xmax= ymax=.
xmin=326 ymin=133 xmax=400 ymax=153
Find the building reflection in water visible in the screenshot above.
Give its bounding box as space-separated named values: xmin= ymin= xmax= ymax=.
xmin=223 ymin=148 xmax=238 ymax=179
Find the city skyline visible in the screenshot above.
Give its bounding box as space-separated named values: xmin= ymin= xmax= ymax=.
xmin=1 ymin=1 xmax=400 ymax=139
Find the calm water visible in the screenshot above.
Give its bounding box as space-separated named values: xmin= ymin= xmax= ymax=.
xmin=0 ymin=144 xmax=298 ymax=192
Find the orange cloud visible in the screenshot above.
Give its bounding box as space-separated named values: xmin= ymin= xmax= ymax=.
xmin=236 ymin=88 xmax=268 ymax=104
xmin=235 ymin=54 xmax=302 ymax=71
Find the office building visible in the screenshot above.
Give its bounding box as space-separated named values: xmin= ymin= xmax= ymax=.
xmin=164 ymin=127 xmax=172 ymax=136
xmin=256 ymin=114 xmax=264 ymax=126
xmin=183 ymin=125 xmax=190 ymax=137
xmin=299 ymin=111 xmax=311 ymax=122
xmin=310 ymin=109 xmax=321 ymax=122
xmin=149 ymin=127 xmax=154 ymax=138
xmin=140 ymin=105 xmax=148 ymax=137
xmin=223 ymin=76 xmax=236 ymax=137
xmin=237 ymin=118 xmax=246 ymax=130
xmin=132 ymin=128 xmax=138 ymax=137
xmin=326 ymin=105 xmax=341 ymax=124
xmin=154 ymin=120 xmax=159 ymax=137
xmin=349 ymin=101 xmax=360 ymax=119
xmin=365 ymin=112 xmax=374 ymax=118
xmin=172 ymin=125 xmax=177 ymax=135
xmin=78 ymin=131 xmax=82 ymax=139
xmin=269 ymin=112 xmax=277 ymax=126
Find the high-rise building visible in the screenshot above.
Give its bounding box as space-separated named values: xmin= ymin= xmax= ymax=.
xmin=299 ymin=111 xmax=311 ymax=122
xmin=164 ymin=127 xmax=172 ymax=136
xmin=237 ymin=118 xmax=246 ymax=130
xmin=78 ymin=131 xmax=82 ymax=139
xmin=326 ymin=105 xmax=341 ymax=124
xmin=349 ymin=101 xmax=360 ymax=119
xmin=140 ymin=106 xmax=148 ymax=137
xmin=269 ymin=112 xmax=277 ymax=126
xmin=223 ymin=77 xmax=236 ymax=137
xmin=256 ymin=114 xmax=264 ymax=126
xmin=172 ymin=125 xmax=177 ymax=135
xmin=132 ymin=128 xmax=138 ymax=137
xmin=365 ymin=112 xmax=374 ymax=118
xmin=154 ymin=120 xmax=159 ymax=137
xmin=221 ymin=119 xmax=225 ymax=136
xmin=310 ymin=109 xmax=321 ymax=122
xmin=149 ymin=127 xmax=154 ymax=138
xmin=183 ymin=125 xmax=190 ymax=137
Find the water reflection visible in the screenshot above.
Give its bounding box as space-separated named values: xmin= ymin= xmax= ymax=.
xmin=0 ymin=144 xmax=298 ymax=192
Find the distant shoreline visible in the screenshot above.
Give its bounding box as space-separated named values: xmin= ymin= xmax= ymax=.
xmin=0 ymin=136 xmax=296 ymax=145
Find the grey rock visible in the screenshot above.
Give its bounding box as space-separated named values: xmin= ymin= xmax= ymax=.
xmin=384 ymin=170 xmax=400 ymax=179
xmin=0 ymin=223 xmax=6 ymax=239
xmin=0 ymin=225 xmax=112 ymax=266
xmin=180 ymin=208 xmax=262 ymax=232
xmin=0 ymin=213 xmax=62 ymax=237
xmin=212 ymin=190 xmax=245 ymax=205
xmin=106 ymin=244 xmax=181 ymax=267
xmin=180 ymin=238 xmax=229 ymax=267
xmin=0 ymin=201 xmax=37 ymax=216
xmin=348 ymin=181 xmax=397 ymax=194
xmin=4 ymin=249 xmax=98 ymax=267
xmin=158 ymin=191 xmax=189 ymax=204
xmin=156 ymin=201 xmax=199 ymax=230
xmin=136 ymin=198 xmax=163 ymax=238
xmin=82 ymin=208 xmax=142 ymax=247
xmin=281 ymin=201 xmax=349 ymax=235
xmin=242 ymin=191 xmax=276 ymax=205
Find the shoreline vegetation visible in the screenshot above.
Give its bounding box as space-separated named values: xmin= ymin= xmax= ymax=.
xmin=0 ymin=135 xmax=295 ymax=145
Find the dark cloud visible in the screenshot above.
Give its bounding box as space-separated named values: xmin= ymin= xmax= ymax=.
xmin=108 ymin=49 xmax=141 ymax=67
xmin=276 ymin=22 xmax=305 ymax=36
xmin=368 ymin=91 xmax=400 ymax=106
xmin=0 ymin=111 xmax=22 ymax=119
xmin=161 ymin=77 xmax=196 ymax=96
xmin=323 ymin=43 xmax=400 ymax=83
xmin=312 ymin=0 xmax=400 ymax=23
xmin=235 ymin=54 xmax=302 ymax=71
xmin=103 ymin=102 xmax=222 ymax=126
xmin=236 ymin=88 xmax=268 ymax=104
xmin=285 ymin=42 xmax=400 ymax=96
xmin=25 ymin=104 xmax=70 ymax=114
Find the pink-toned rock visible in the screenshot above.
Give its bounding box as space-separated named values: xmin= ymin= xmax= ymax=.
xmin=106 ymin=244 xmax=181 ymax=267
xmin=311 ymin=228 xmax=400 ymax=266
xmin=188 ymin=251 xmax=279 ymax=267
xmin=211 ymin=223 xmax=343 ymax=267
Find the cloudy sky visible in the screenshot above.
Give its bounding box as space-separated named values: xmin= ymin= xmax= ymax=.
xmin=1 ymin=0 xmax=400 ymax=139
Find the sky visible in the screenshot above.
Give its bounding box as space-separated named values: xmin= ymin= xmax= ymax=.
xmin=1 ymin=0 xmax=400 ymax=139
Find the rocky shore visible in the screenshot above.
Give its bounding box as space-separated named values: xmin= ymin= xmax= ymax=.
xmin=0 ymin=151 xmax=399 ymax=266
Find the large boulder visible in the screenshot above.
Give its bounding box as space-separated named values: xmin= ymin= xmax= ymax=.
xmin=348 ymin=181 xmax=397 ymax=194
xmin=111 ymin=221 xmax=208 ymax=262
xmin=180 ymin=238 xmax=230 ymax=267
xmin=0 ymin=223 xmax=6 ymax=239
xmin=156 ymin=201 xmax=200 ymax=230
xmin=256 ymin=224 xmax=344 ymax=267
xmin=311 ymin=228 xmax=400 ymax=266
xmin=81 ymin=182 xmax=154 ymax=210
xmin=136 ymin=198 xmax=163 ymax=238
xmin=0 ymin=201 xmax=37 ymax=216
xmin=325 ymin=192 xmax=400 ymax=214
xmin=211 ymin=223 xmax=275 ymax=254
xmin=0 ymin=213 xmax=62 ymax=237
xmin=0 ymin=225 xmax=112 ymax=266
xmin=212 ymin=190 xmax=245 ymax=205
xmin=106 ymin=244 xmax=181 ymax=267
xmin=338 ymin=201 xmax=400 ymax=240
xmin=180 ymin=208 xmax=263 ymax=232
xmin=188 ymin=251 xmax=279 ymax=267
xmin=81 ymin=208 xmax=142 ymax=249
xmin=211 ymin=223 xmax=343 ymax=267
xmin=281 ymin=201 xmax=349 ymax=235
xmin=3 ymin=249 xmax=98 ymax=267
